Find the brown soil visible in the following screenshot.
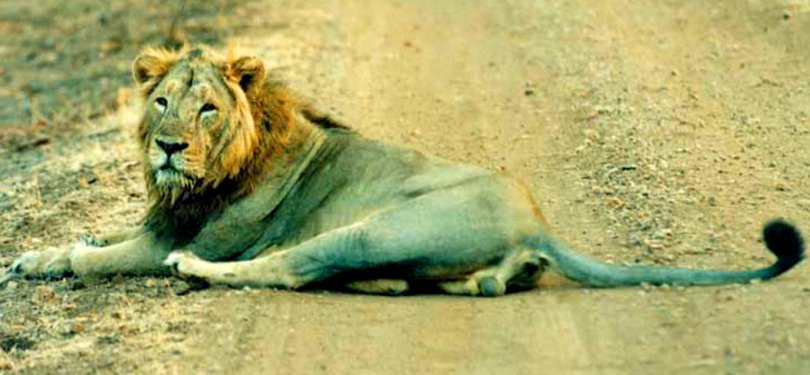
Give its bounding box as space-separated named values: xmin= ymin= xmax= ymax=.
xmin=2 ymin=1 xmax=810 ymax=374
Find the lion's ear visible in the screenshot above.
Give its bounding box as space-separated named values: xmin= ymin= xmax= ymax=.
xmin=132 ymin=48 xmax=179 ymax=88
xmin=226 ymin=56 xmax=266 ymax=93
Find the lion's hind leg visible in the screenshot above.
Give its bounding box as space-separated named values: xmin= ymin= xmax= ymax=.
xmin=163 ymin=247 xmax=543 ymax=296
xmin=437 ymin=249 xmax=546 ymax=297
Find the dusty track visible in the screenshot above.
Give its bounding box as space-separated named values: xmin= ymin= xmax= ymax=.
xmin=2 ymin=1 xmax=809 ymax=374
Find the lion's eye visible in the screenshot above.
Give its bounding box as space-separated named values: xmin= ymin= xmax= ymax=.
xmin=154 ymin=97 xmax=168 ymax=113
xmin=200 ymin=103 xmax=217 ymax=114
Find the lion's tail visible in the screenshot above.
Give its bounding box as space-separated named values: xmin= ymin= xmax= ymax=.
xmin=523 ymin=219 xmax=804 ymax=287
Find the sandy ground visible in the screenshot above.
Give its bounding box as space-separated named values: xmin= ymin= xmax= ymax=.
xmin=2 ymin=0 xmax=810 ymax=374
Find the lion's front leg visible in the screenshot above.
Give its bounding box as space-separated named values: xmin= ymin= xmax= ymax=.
xmin=12 ymin=228 xmax=143 ymax=281
xmin=163 ymin=250 xmax=300 ymax=289
xmin=69 ymin=232 xmax=172 ymax=278
xmin=3 ymin=232 xmax=108 ymax=284
xmin=3 ymin=230 xmax=172 ymax=286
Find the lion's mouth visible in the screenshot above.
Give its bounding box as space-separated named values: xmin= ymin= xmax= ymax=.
xmin=154 ymin=166 xmax=196 ymax=189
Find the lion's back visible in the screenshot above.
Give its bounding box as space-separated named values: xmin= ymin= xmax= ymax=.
xmin=271 ymin=129 xmax=497 ymax=240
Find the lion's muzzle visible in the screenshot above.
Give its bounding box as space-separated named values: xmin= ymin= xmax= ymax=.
xmin=151 ymin=137 xmax=196 ymax=189
xmin=153 ymin=138 xmax=188 ymax=170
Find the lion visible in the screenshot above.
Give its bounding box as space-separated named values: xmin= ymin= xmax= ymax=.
xmin=1 ymin=46 xmax=804 ymax=296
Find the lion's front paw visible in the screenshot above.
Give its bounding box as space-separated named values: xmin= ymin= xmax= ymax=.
xmin=8 ymin=251 xmax=46 ymax=278
xmin=163 ymin=251 xmax=211 ymax=287
xmin=7 ymin=247 xmax=74 ymax=282
xmin=164 ymin=250 xmax=199 ymax=276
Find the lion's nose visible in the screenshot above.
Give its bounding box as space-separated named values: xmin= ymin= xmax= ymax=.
xmin=155 ymin=139 xmax=189 ymax=155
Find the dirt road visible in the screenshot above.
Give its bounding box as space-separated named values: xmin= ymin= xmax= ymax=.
xmin=2 ymin=1 xmax=810 ymax=374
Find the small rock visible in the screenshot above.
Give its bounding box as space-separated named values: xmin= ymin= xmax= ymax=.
xmin=145 ymin=278 xmax=158 ymax=288
xmin=644 ymin=239 xmax=665 ymax=250
xmin=68 ymin=321 xmax=85 ymax=334
xmin=524 ymin=81 xmax=535 ymax=96
xmin=607 ymin=197 xmax=625 ymax=209
xmin=654 ymin=228 xmax=673 ymax=239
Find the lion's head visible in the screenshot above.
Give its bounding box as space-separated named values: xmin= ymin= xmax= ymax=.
xmin=132 ymin=46 xmax=348 ymax=241
xmin=132 ymin=46 xmax=278 ymax=204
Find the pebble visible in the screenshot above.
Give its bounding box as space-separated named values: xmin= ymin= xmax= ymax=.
xmin=607 ymin=197 xmax=625 ymax=208
xmin=68 ymin=321 xmax=86 ymax=334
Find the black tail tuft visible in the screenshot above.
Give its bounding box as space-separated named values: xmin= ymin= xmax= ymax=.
xmin=763 ymin=219 xmax=805 ymax=263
